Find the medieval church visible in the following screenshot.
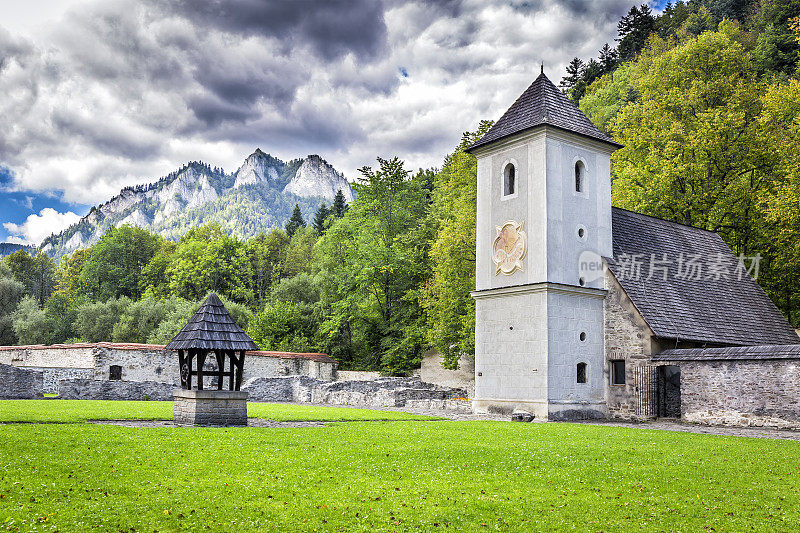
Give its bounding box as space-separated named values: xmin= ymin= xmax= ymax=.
xmin=467 ymin=70 xmax=800 ymax=426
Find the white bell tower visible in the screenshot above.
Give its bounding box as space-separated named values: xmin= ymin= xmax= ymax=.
xmin=467 ymin=70 xmax=620 ymax=420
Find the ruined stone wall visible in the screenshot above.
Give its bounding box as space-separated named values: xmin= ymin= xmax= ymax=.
xmin=0 ymin=343 xmax=337 ymax=396
xmin=58 ymin=379 xmax=175 ymax=401
xmin=419 ymin=350 xmax=474 ymax=399
xmin=242 ymin=376 xmax=471 ymax=412
xmin=38 ymin=368 xmax=94 ymax=394
xmin=0 ymin=363 xmax=43 ymax=399
xmin=679 ymin=359 xmax=800 ymax=429
xmin=93 ymin=345 xmax=176 ymax=385
xmin=246 ymin=354 xmax=335 ymax=381
xmin=336 ymin=371 xmax=382 ymax=381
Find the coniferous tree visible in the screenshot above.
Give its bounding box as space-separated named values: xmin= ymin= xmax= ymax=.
xmin=332 ymin=189 xmax=348 ymax=218
xmin=598 ymin=43 xmax=619 ymax=73
xmin=560 ymin=57 xmax=584 ymax=94
xmin=313 ymin=203 xmax=330 ymax=234
xmin=617 ymin=4 xmax=656 ymax=60
xmin=285 ymin=204 xmax=306 ymax=237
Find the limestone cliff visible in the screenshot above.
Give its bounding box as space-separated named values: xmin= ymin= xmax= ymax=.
xmin=39 ymin=150 xmax=354 ymax=259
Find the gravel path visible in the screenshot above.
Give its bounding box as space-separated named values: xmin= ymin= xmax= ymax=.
xmin=573 ymin=419 xmax=800 ymax=441
xmin=89 ymin=419 xmax=327 ymax=429
xmin=267 ymin=403 xmax=800 ymax=440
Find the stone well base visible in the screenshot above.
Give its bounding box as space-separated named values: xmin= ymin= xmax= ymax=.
xmin=173 ymin=389 xmax=248 ymax=426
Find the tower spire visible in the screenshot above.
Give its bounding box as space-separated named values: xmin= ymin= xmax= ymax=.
xmin=541 ymin=63 xmax=544 ymax=74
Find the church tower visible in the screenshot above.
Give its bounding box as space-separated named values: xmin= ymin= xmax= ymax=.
xmin=466 ymin=70 xmax=621 ymax=420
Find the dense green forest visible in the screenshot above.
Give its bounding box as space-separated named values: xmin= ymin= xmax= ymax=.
xmin=564 ymin=0 xmax=800 ymax=323
xmin=1 ymin=0 xmax=799 ymax=373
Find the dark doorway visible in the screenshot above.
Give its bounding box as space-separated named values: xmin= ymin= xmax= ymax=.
xmin=657 ymin=365 xmax=681 ymax=418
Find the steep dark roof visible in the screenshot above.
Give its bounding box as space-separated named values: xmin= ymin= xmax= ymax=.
xmin=607 ymin=207 xmax=799 ymax=346
xmin=165 ymin=293 xmax=259 ymax=351
xmin=654 ymin=344 xmax=800 ymax=361
xmin=466 ymin=72 xmax=621 ymax=152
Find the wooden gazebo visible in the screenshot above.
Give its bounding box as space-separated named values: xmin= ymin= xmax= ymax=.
xmin=165 ymin=293 xmax=258 ymax=391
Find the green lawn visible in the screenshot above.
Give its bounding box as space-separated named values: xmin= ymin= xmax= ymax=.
xmin=0 ymin=401 xmax=799 ymax=532
xmin=0 ymin=400 xmax=438 ymax=423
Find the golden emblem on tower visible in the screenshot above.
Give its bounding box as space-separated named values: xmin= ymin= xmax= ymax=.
xmin=491 ymin=220 xmax=527 ymax=275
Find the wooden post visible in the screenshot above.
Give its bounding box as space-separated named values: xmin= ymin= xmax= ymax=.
xmin=186 ymin=350 xmax=194 ymax=390
xmin=228 ymin=351 xmax=235 ymax=391
xmin=215 ymin=351 xmax=224 ymax=390
xmin=178 ymin=350 xmax=186 ymax=388
xmin=197 ymin=351 xmax=207 ymax=391
xmin=235 ymin=350 xmax=245 ymax=390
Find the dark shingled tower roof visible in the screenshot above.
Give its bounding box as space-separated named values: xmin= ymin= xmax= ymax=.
xmin=466 ymin=71 xmax=621 ymax=152
xmin=607 ymin=208 xmax=800 ymax=346
xmin=165 ymin=293 xmax=259 ymax=351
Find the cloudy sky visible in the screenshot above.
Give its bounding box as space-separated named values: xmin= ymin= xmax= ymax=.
xmin=0 ymin=0 xmax=663 ymax=245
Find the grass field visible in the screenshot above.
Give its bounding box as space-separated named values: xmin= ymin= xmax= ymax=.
xmin=0 ymin=400 xmax=439 ymax=423
xmin=0 ymin=401 xmax=799 ymax=532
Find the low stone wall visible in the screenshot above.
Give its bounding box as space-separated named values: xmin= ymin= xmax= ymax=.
xmin=678 ymin=359 xmax=800 ymax=429
xmin=0 ymin=363 xmax=43 ymax=399
xmin=336 ymin=370 xmax=382 ymax=381
xmin=57 ymin=379 xmax=175 ymax=401
xmin=419 ymin=350 xmax=474 ymax=399
xmin=0 ymin=343 xmax=338 ymax=394
xmin=30 ymin=368 xmax=95 ymax=394
xmin=243 ymin=376 xmax=471 ymax=411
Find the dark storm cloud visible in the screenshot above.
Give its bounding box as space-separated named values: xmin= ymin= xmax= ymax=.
xmin=0 ymin=0 xmax=646 ymax=207
xmin=155 ymin=0 xmax=389 ymax=62
xmin=520 ymin=0 xmax=640 ymax=23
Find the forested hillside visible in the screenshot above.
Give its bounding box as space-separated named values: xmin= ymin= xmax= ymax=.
xmin=1 ymin=0 xmax=799 ymax=373
xmin=562 ymin=0 xmax=800 ymax=324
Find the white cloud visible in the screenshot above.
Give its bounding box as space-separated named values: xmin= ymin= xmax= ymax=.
xmin=0 ymin=0 xmax=648 ymax=205
xmin=4 ymin=235 xmax=29 ymax=245
xmin=3 ymin=208 xmax=81 ymax=245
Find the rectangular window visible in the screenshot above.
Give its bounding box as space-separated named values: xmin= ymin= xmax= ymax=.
xmin=109 ymin=365 xmax=122 ymax=381
xmin=576 ymin=362 xmax=587 ymax=384
xmin=611 ymin=360 xmax=625 ymax=385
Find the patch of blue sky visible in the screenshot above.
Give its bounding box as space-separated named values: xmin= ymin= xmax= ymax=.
xmin=0 ymin=166 xmax=90 ymax=242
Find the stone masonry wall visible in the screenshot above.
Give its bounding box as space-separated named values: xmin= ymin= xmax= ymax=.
xmin=173 ymin=390 xmax=248 ymax=426
xmin=0 ymin=363 xmax=43 ymax=399
xmin=603 ymin=270 xmax=655 ymax=420
xmin=27 ymin=368 xmax=94 ymax=394
xmin=419 ymin=350 xmax=474 ymax=399
xmin=679 ymin=359 xmax=800 ymax=429
xmin=58 ymin=379 xmax=175 ymax=401
xmin=0 ymin=343 xmax=337 ymax=396
xmin=243 ymin=376 xmax=471 ymax=411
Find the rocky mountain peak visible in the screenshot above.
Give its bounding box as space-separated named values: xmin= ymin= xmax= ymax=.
xmin=38 ymin=149 xmax=355 ymax=259
xmin=233 ymin=149 xmax=280 ymax=189
xmin=284 ymin=155 xmax=355 ymax=202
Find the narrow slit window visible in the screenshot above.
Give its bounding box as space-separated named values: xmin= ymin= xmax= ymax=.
xmin=611 ymin=360 xmax=625 ymax=385
xmin=575 ymin=161 xmax=585 ymax=192
xmin=503 ymin=163 xmax=515 ymax=196
xmin=577 ymin=362 xmax=587 ymax=384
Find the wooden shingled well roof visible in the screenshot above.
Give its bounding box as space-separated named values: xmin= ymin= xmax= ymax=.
xmin=165 ymin=293 xmax=259 ymax=351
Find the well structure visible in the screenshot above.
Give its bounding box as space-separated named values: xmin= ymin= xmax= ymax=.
xmin=165 ymin=293 xmax=259 ymax=426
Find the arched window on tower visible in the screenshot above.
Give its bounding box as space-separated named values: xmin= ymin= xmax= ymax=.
xmin=576 ymin=362 xmax=587 ymax=384
xmin=575 ymin=161 xmax=585 ymax=193
xmin=503 ymin=163 xmax=515 ymax=196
